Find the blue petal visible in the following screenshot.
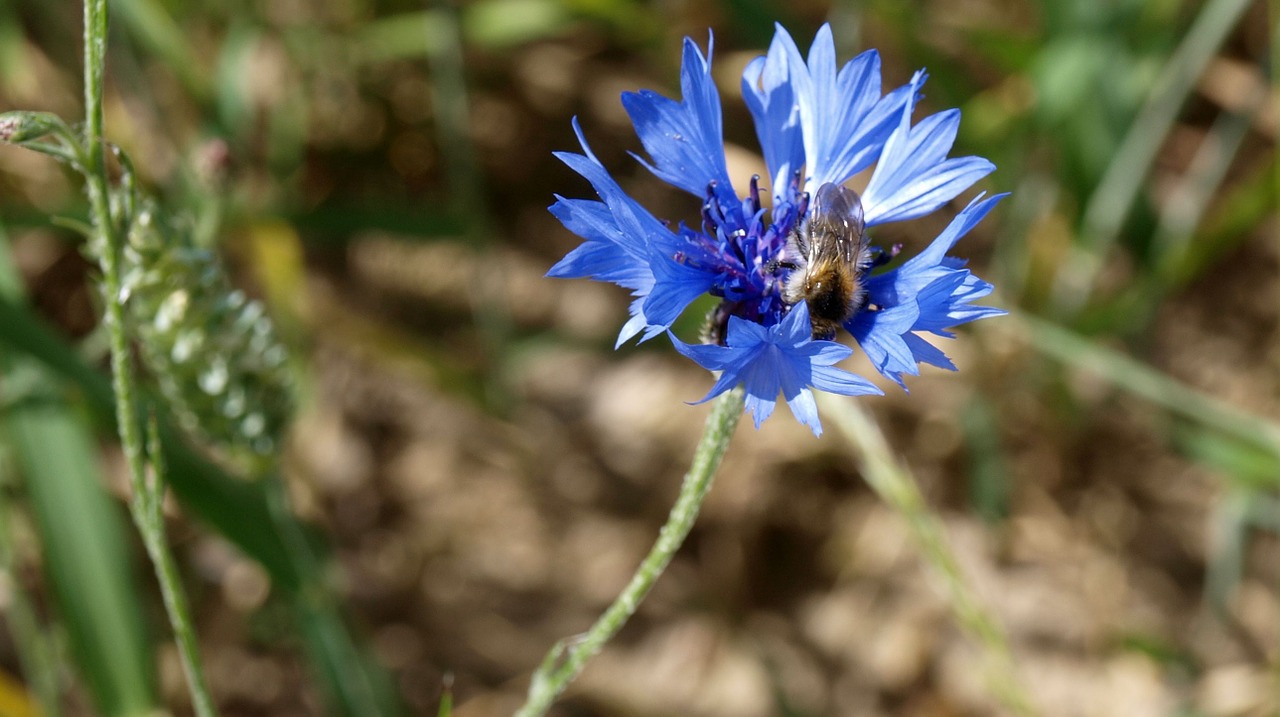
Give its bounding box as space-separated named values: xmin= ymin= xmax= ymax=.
xmin=850 ymin=193 xmax=1007 ymax=384
xmin=618 ymin=307 xmax=654 ymax=347
xmin=801 ymin=26 xmax=907 ymax=189
xmin=642 ymin=251 xmax=719 ymax=330
xmin=783 ymin=385 xmax=822 ymax=435
xmin=861 ymin=74 xmax=996 ymax=226
xmin=847 ymin=301 xmax=922 ymax=388
xmin=623 ymin=35 xmax=735 ymax=203
xmin=547 ymin=198 xmax=652 ymax=289
xmin=743 ymin=390 xmax=779 ymax=429
xmin=903 ymin=333 xmax=956 ymax=371
xmin=741 ymin=33 xmax=804 ymax=201
xmin=778 ymin=299 xmax=816 ymax=345
xmin=671 ymin=334 xmax=732 ymax=371
xmin=549 ymin=118 xmax=691 ymax=345
xmin=794 ymin=337 xmax=855 ymax=366
xmin=740 ymin=346 xmax=784 ymax=428
xmin=898 ymin=193 xmax=1006 ymax=277
xmin=554 ymin=149 xmax=672 ymax=255
xmin=743 ymin=24 xmax=911 ymax=199
xmin=724 ymin=313 xmax=771 ymax=346
xmin=865 ymin=193 xmax=1006 ymax=306
xmin=672 ymin=302 xmax=879 ymax=432
xmin=810 ymin=364 xmax=882 ymax=396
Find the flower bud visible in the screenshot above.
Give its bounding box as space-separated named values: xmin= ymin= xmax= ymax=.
xmin=121 ymin=198 xmax=295 ymax=477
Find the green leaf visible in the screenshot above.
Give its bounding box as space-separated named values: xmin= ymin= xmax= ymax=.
xmin=4 ymin=379 xmax=157 ymax=716
xmin=0 ymin=257 xmax=402 ymax=716
xmin=0 ymin=230 xmax=155 ymax=716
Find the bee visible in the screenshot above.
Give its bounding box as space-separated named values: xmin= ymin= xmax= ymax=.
xmin=775 ymin=182 xmax=873 ymax=339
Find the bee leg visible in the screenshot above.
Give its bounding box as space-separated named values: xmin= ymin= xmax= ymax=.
xmin=763 ymin=256 xmax=798 ymax=275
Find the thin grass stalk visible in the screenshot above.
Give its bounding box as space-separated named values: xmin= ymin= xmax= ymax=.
xmin=262 ymin=473 xmax=393 ymax=716
xmin=1151 ymin=94 xmax=1258 ymax=279
xmin=820 ymin=395 xmax=1037 ymax=716
xmin=1049 ymin=0 xmax=1254 ymax=315
xmin=1009 ymin=314 xmax=1280 ymax=460
xmin=515 ymin=388 xmax=745 ymax=717
xmin=423 ymin=3 xmax=512 ymax=411
xmin=81 ymin=0 xmax=217 ymax=714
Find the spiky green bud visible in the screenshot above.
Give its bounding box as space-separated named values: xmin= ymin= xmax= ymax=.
xmin=120 ymin=200 xmax=294 ymax=477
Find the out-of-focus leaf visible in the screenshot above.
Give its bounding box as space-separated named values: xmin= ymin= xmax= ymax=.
xmin=1015 ymin=314 xmax=1280 ymax=465
xmin=1174 ymin=155 xmax=1278 ymax=286
xmin=112 ymin=0 xmax=209 ymax=101
xmin=0 ymin=225 xmax=156 ymax=716
xmin=464 ymin=0 xmax=572 ymax=48
xmin=1203 ymin=488 xmax=1248 ymax=614
xmin=214 ymin=21 xmax=261 ymax=140
xmin=435 ymin=675 xmax=452 ymax=717
xmin=0 ymin=242 xmax=402 ymax=716
xmin=1177 ymin=429 xmax=1280 ymax=492
xmin=1048 ymin=0 xmax=1255 ymax=315
xmin=0 ymin=0 xmax=30 ymax=88
xmin=357 ymin=1 xmax=574 ymax=64
xmin=0 ymin=291 xmax=302 ymax=589
xmin=4 ymin=377 xmax=157 ymax=717
xmin=296 ymin=597 xmax=402 ymax=717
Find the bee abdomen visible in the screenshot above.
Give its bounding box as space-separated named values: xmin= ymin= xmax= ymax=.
xmin=807 ymin=272 xmax=858 ymax=324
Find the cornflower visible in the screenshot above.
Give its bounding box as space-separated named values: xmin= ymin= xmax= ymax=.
xmin=549 ymin=23 xmax=1006 ymax=434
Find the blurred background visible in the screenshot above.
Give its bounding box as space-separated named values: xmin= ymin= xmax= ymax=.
xmin=0 ymin=0 xmax=1276 ymax=715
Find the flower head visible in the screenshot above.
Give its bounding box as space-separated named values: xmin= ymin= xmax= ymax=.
xmin=549 ymin=24 xmax=1006 ymax=434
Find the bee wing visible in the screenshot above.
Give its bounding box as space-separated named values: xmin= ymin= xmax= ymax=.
xmin=807 ymin=182 xmax=867 ymax=267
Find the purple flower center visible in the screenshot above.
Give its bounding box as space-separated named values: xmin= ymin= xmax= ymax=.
xmin=691 ymin=175 xmax=811 ymax=343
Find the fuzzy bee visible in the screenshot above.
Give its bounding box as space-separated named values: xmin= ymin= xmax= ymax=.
xmin=776 ymin=182 xmax=873 ymax=339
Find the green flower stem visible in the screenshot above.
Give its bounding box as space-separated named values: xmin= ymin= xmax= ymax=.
xmin=515 ymin=388 xmax=745 ymax=717
xmin=820 ymin=395 xmax=1037 ymax=716
xmin=82 ymin=1 xmax=217 ymax=715
xmin=140 ymin=415 xmax=219 ymax=717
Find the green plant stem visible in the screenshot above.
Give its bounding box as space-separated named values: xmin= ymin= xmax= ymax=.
xmin=820 ymin=395 xmax=1038 ymax=717
xmin=82 ymin=0 xmax=217 ymax=715
xmin=140 ymin=415 xmax=218 ymax=717
xmin=515 ymin=388 xmax=745 ymax=717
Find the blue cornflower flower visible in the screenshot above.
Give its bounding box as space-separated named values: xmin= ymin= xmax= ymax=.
xmin=548 ymin=23 xmax=1007 ymax=434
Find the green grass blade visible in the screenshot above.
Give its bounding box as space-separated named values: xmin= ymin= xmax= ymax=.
xmin=0 ymin=293 xmax=301 ymax=587
xmin=0 ymin=266 xmax=401 ymax=716
xmin=111 ymin=0 xmax=210 ymax=102
xmin=1049 ymin=0 xmax=1254 ymax=314
xmin=1012 ymin=313 xmax=1280 ymax=461
xmin=3 ymin=378 xmax=157 ymax=716
xmin=0 ymin=224 xmax=155 ymax=715
xmin=296 ymin=598 xmax=402 ymax=717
